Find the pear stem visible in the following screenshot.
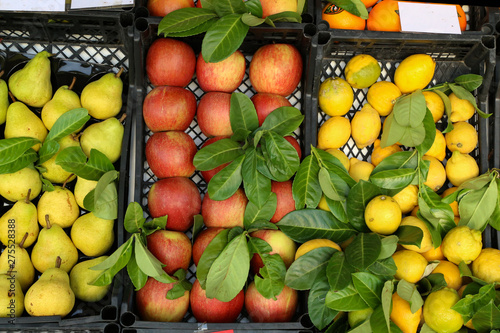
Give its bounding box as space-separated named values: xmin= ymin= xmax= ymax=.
xmin=0 ymin=70 xmax=4 ymax=79
xmin=25 ymin=188 xmax=32 ymax=204
xmin=119 ymin=113 xmax=127 ymax=123
xmin=19 ymin=232 xmax=28 ymax=249
xmin=8 ymin=91 xmax=16 ymax=102
xmin=68 ymin=76 xmax=77 ymax=91
xmin=62 ymin=174 xmax=74 ymax=189
xmin=74 ymin=132 xmax=83 ymax=140
xmin=55 ymin=256 xmax=62 ymax=269
xmin=115 ymin=67 xmax=124 ymax=79
xmin=45 ymin=214 xmax=52 ymax=229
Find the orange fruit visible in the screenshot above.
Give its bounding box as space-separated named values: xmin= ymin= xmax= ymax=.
xmin=455 ymin=5 xmax=467 ymax=31
xmin=367 ymin=1 xmax=401 ymax=32
xmin=322 ymin=4 xmax=366 ymax=30
xmin=432 ymin=260 xmax=462 ymax=290
xmin=362 ymin=0 xmax=380 ymax=8
xmin=371 ymin=139 xmax=402 ymax=166
xmin=441 ymin=187 xmax=459 ymax=217
xmin=422 ymin=245 xmax=445 ymax=261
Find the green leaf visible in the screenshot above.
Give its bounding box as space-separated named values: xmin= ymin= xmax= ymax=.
xmin=346 ymin=180 xmax=382 ymax=232
xmin=144 ymin=216 xmax=168 ymax=236
xmin=254 ymin=253 xmax=286 ymax=300
xmin=324 ymin=196 xmax=349 ymax=224
xmin=0 ymin=137 xmax=41 ymax=165
xmin=345 ymin=233 xmax=382 ymax=271
xmin=230 ymin=92 xmax=259 ymax=136
xmin=214 ymin=0 xmax=247 ymax=16
xmin=381 ymin=280 xmax=394 ymax=331
xmin=434 ymin=89 xmax=454 ymax=134
xmin=127 ymin=252 xmax=148 ymax=291
xmin=197 ymin=229 xmax=230 ymax=289
xmin=454 ymin=74 xmax=483 ymax=91
xmin=45 ymin=108 xmax=89 ymax=142
xmin=313 ymin=148 xmax=355 ymax=186
xmin=55 ymin=146 xmax=87 ymax=174
xmin=207 ymin=154 xmax=245 ymax=200
xmin=471 ymin=300 xmax=500 ymax=333
xmin=277 ymin=209 xmax=356 ymax=243
xmin=242 ymin=147 xmax=272 ymax=208
xmin=487 ymin=179 xmax=500 ymax=231
xmin=326 ymin=251 xmax=355 ymax=292
xmin=319 ymin=167 xmax=349 ymax=201
xmin=134 ymin=237 xmax=169 ymax=278
xmin=192 ymin=215 xmax=204 ymax=241
xmin=166 ymin=270 xmax=193 ymax=300
xmin=393 ymin=90 xmax=426 ymax=128
xmin=416 ymin=109 xmax=437 ymax=155
xmin=38 ymin=140 xmax=59 ymax=165
xmin=202 ymin=14 xmax=249 ymax=63
xmin=206 ymin=233 xmax=250 ymax=302
xmin=91 ymin=170 xmax=119 ymax=220
xmin=372 ymin=151 xmax=418 ymax=174
xmin=285 ymin=247 xmax=338 ymax=290
xmin=352 ymin=272 xmax=384 ymax=309
xmin=90 ymin=237 xmax=134 ymax=286
xmin=41 ymin=177 xmax=55 ymax=192
xmin=158 ymin=8 xmax=218 ymax=36
xmin=398 ymin=123 xmax=426 ymax=147
xmin=247 ymin=235 xmax=272 ymax=256
xmin=395 ymin=225 xmax=423 ymax=247
xmin=378 ymin=235 xmax=398 ymax=260
xmin=267 ymin=11 xmax=302 ymax=23
xmin=452 ymin=283 xmax=496 ymax=323
xmin=458 ymin=179 xmax=498 ymax=231
xmin=194 ymin=138 xmax=243 ymax=171
xmin=259 ymin=106 xmax=304 ymax=136
xmin=449 ymin=84 xmax=490 ymax=118
xmin=309 ymin=273 xmax=339 ymax=330
xmin=77 ymin=148 xmax=116 ymax=181
xmin=418 ymin=185 xmax=455 ymax=232
xmin=331 ymin=0 xmax=368 ymax=19
xmin=369 ymin=168 xmax=416 ymax=190
xmin=0 ymin=149 xmax=38 ymax=175
xmin=262 ymin=131 xmax=300 ymax=181
xmin=124 ymin=202 xmax=145 ymax=234
xmin=164 ymin=18 xmax=218 ymax=38
xmin=246 ymin=220 xmax=278 ymax=233
xmin=325 ymin=284 xmax=369 ymax=311
xmin=245 ymin=0 xmax=262 ymax=17
xmin=241 ymin=13 xmax=266 ymax=26
xmin=367 ymin=257 xmax=397 ymax=277
xmin=397 ymin=279 xmax=424 ymax=313
xmin=380 ymin=112 xmax=405 ymax=148
xmin=292 ymin=155 xmax=321 ymax=209
xmin=243 ymin=193 xmax=277 ymax=229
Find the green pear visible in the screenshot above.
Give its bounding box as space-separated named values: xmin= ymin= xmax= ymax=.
xmin=41 ymin=77 xmax=81 ymax=130
xmin=0 ymin=166 xmax=42 ymax=202
xmin=24 ymin=257 xmax=75 ymax=317
xmin=71 ymin=212 xmax=114 ymax=257
xmin=74 ymin=176 xmax=98 ymax=209
xmin=0 ymin=189 xmax=39 ymax=247
xmin=37 ymin=186 xmax=80 ymax=229
xmin=80 ymin=117 xmax=124 ymax=163
xmin=0 ymin=273 xmax=24 ymax=318
xmin=0 ymin=233 xmax=35 ymax=292
xmin=70 ymin=256 xmax=110 ymax=302
xmin=40 ymin=134 xmax=80 ymax=184
xmin=4 ymin=101 xmax=48 ymax=151
xmin=81 ymin=68 xmax=123 ymax=120
xmin=31 ymin=216 xmax=78 ymax=273
xmin=0 ymin=71 xmax=9 ymax=125
xmin=8 ymin=51 xmax=52 ymax=108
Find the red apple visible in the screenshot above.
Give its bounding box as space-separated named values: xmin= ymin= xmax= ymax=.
xmin=249 ymin=229 xmax=297 ymax=274
xmin=145 ymin=131 xmax=197 ymax=178
xmin=147 ymin=229 xmax=192 ymax=275
xmin=284 ymin=135 xmax=302 ymax=160
xmin=249 ymin=44 xmax=303 ymax=97
xmin=196 ymin=0 xmax=202 ymax=8
xmin=245 ymin=281 xmax=298 ymax=322
xmin=147 ymin=0 xmax=195 ymax=16
xmin=260 ymin=0 xmax=298 ymax=18
xmin=190 ymin=279 xmax=244 ymax=323
xmin=192 ymin=227 xmax=225 ymax=266
xmin=197 ymin=92 xmax=233 ymax=137
xmin=196 ymin=51 xmax=246 ymax=93
xmin=147 ymin=177 xmax=201 ymax=232
xmin=251 ymin=93 xmax=292 ymax=126
xmin=146 ymin=38 xmax=196 ymax=87
xmin=143 ymin=86 xmax=196 ymax=132
xmin=202 ymin=188 xmax=248 ymax=228
xmin=270 ymin=180 xmax=296 ymax=223
xmin=136 ymin=277 xmax=190 ymax=322
xmin=200 ymin=136 xmax=230 ymax=183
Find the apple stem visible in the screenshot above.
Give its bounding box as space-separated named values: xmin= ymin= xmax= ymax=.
xmin=119 ymin=113 xmax=127 ymax=123
xmin=8 ymin=91 xmax=16 ymax=102
xmin=68 ymin=76 xmax=76 ymax=91
xmin=25 ymin=188 xmax=31 ymax=204
xmin=115 ymin=67 xmax=124 ymax=79
xmin=19 ymin=232 xmax=28 ymax=249
xmin=55 ymin=256 xmax=62 ymax=269
xmin=0 ymin=70 xmax=4 ymax=79
xmin=45 ymin=214 xmax=52 ymax=229
xmin=62 ymin=174 xmax=74 ymax=189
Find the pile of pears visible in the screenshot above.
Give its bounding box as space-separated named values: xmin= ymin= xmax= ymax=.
xmin=0 ymin=51 xmax=126 ymax=318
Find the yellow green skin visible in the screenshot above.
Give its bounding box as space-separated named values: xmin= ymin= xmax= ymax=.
xmin=80 ymin=117 xmax=124 ymax=163
xmin=74 ymin=177 xmax=98 ymax=209
xmin=0 ymin=245 xmax=35 ymax=292
xmin=0 ymin=197 xmax=39 ymax=248
xmin=0 ymin=79 xmax=9 ymax=125
xmin=0 ymin=274 xmax=24 ymax=318
xmin=81 ymin=72 xmax=123 ymax=120
xmin=70 ymin=256 xmax=110 ymax=302
xmin=41 ymin=85 xmax=82 ymax=131
xmin=70 ymin=212 xmax=114 ymax=257
xmin=0 ymin=166 xmax=42 ymax=202
xmin=40 ymin=135 xmax=80 ymax=184
xmin=4 ymin=101 xmax=48 ymax=151
xmin=423 ymin=287 xmax=463 ymax=333
xmin=37 ymin=186 xmax=80 ymax=229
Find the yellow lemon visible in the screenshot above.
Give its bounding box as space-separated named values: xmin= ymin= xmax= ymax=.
xmin=364 ymin=195 xmax=402 ymax=235
xmin=432 ymin=260 xmax=462 ymax=290
xmin=445 ymin=121 xmax=478 ymax=154
xmin=441 ymin=225 xmax=482 ymax=265
xmin=423 ymin=288 xmax=463 ymax=333
xmin=422 ymin=155 xmax=446 ymax=192
xmin=351 ymin=103 xmax=381 ymax=150
xmin=318 ymin=77 xmax=354 ymax=116
xmin=344 ymin=54 xmax=381 ymax=89
xmin=392 ymin=250 xmax=428 ymax=283
xmin=325 ymin=148 xmax=350 ymax=171
xmin=410 ymin=206 xmax=419 ymax=217
xmin=371 ymin=139 xmax=402 ymax=166
xmin=400 ymin=216 xmax=433 ymax=253
xmin=317 ymin=195 xmax=330 ymax=212
xmin=421 ymin=245 xmax=445 ymax=261
xmin=472 ymin=248 xmax=500 ymax=284
xmin=423 ymin=91 xmax=445 ymax=123
xmin=392 ymin=184 xmax=418 ymax=215
xmin=424 ymin=129 xmax=446 ymax=161
xmin=295 ymin=239 xmax=342 ymax=260
xmin=445 ymin=151 xmax=479 ymax=187
xmin=317 ymin=116 xmax=351 ymax=149
xmin=394 ymin=54 xmax=436 ymax=94
xmin=441 ymin=187 xmax=459 ymax=217
xmin=449 ymin=92 xmax=475 ymax=122
xmin=349 ymin=158 xmax=374 ymax=182
xmin=367 ymin=81 xmax=402 ymax=116
xmin=391 ymin=291 xmax=422 ymax=333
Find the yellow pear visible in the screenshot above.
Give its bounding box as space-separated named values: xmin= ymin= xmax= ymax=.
xmin=74 ymin=176 xmax=98 ymax=209
xmin=0 ymin=166 xmax=42 ymax=202
xmin=80 ymin=116 xmax=124 ymax=163
xmin=0 ymin=273 xmax=24 ymax=318
xmin=71 ymin=212 xmax=114 ymax=257
xmin=4 ymin=101 xmax=48 ymax=151
xmin=0 ymin=233 xmax=35 ymax=292
xmin=80 ymin=68 xmax=123 ymax=119
xmin=0 ymin=71 xmax=8 ymax=125
xmin=70 ymin=256 xmax=110 ymax=302
xmin=40 ymin=134 xmax=80 ymax=184
xmin=0 ymin=189 xmax=39 ymax=247
xmin=41 ymin=77 xmax=81 ymax=130
xmin=37 ymin=186 xmax=80 ymax=229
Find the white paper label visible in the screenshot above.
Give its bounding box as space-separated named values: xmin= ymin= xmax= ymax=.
xmin=70 ymin=0 xmax=133 ymax=9
xmin=0 ymin=0 xmax=65 ymax=11
xmin=399 ymin=2 xmax=462 ymax=35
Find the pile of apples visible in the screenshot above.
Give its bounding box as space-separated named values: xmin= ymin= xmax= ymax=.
xmin=136 ymin=36 xmax=305 ymax=323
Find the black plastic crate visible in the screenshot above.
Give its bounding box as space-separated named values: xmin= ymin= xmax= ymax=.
xmin=119 ymin=16 xmax=317 ymax=331
xmin=0 ymin=13 xmax=133 ymax=333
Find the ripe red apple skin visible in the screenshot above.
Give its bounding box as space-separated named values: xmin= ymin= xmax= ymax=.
xmin=251 ymin=92 xmax=292 ymax=126
xmin=147 ymin=177 xmax=201 ymax=232
xmin=147 ymin=229 xmax=192 ymax=275
xmin=202 ymin=188 xmax=248 ymax=228
xmin=249 ymin=229 xmax=297 ymax=274
xmin=270 ymin=180 xmax=296 ymax=223
xmin=260 ymin=0 xmax=298 ymax=18
xmin=196 ymin=0 xmax=202 ymax=8
xmin=200 ymin=136 xmax=230 ymax=183
xmin=147 ymin=0 xmax=195 ymax=16
xmin=143 ymin=86 xmax=196 ymax=132
xmin=197 ymin=92 xmax=233 ymax=137
xmin=192 ymin=227 xmax=225 ymax=266
xmin=190 ymin=279 xmax=245 ymax=323
xmin=249 ymin=44 xmax=303 ymax=97
xmin=196 ymin=51 xmax=246 ymax=93
xmin=146 ymin=38 xmax=196 ymax=87
xmin=145 ymin=131 xmax=197 ymax=179
xmin=136 ymin=277 xmax=190 ymax=322
xmin=245 ymin=281 xmax=298 ymax=323
xmin=284 ymin=135 xmax=302 ymax=160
